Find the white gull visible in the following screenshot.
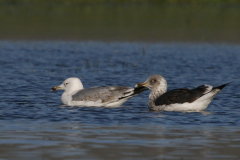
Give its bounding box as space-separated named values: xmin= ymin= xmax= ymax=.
xmin=51 ymin=77 xmax=146 ymax=107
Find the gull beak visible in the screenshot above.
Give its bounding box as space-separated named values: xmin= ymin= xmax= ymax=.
xmin=135 ymin=82 xmax=148 ymax=88
xmin=51 ymin=86 xmax=62 ymax=91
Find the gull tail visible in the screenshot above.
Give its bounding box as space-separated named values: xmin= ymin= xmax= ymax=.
xmin=213 ymin=81 xmax=233 ymax=90
xmin=119 ymin=87 xmax=148 ymax=100
xmin=132 ymin=86 xmax=149 ymax=96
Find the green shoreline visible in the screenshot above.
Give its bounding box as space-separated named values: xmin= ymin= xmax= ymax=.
xmin=1 ymin=1 xmax=240 ymax=43
xmin=1 ymin=0 xmax=240 ymax=5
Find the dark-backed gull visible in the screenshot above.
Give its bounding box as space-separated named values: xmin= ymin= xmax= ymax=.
xmin=135 ymin=75 xmax=230 ymax=112
xmin=51 ymin=77 xmax=146 ymax=107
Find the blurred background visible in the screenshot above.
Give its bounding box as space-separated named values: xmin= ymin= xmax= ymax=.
xmin=1 ymin=0 xmax=240 ymax=42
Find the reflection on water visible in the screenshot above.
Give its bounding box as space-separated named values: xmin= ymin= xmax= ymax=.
xmin=0 ymin=41 xmax=240 ymax=159
xmin=0 ymin=122 xmax=239 ymax=160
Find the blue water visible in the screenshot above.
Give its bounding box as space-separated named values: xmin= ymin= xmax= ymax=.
xmin=0 ymin=41 xmax=240 ymax=159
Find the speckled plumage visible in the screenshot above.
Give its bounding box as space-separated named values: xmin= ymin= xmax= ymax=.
xmin=136 ymin=75 xmax=230 ymax=112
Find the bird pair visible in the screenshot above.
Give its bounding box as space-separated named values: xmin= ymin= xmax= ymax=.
xmin=51 ymin=75 xmax=230 ymax=112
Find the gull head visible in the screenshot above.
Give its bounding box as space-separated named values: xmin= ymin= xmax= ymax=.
xmin=51 ymin=77 xmax=84 ymax=93
xmin=135 ymin=75 xmax=167 ymax=91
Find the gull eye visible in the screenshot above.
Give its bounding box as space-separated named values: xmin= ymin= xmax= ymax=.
xmin=65 ymin=83 xmax=68 ymax=85
xmin=151 ymin=79 xmax=156 ymax=83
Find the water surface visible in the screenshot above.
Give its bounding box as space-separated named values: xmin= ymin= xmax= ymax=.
xmin=0 ymin=41 xmax=240 ymax=159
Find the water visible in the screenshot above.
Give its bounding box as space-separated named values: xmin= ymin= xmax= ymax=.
xmin=1 ymin=41 xmax=240 ymax=159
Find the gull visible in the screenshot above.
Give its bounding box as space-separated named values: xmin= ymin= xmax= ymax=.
xmin=51 ymin=77 xmax=146 ymax=107
xmin=135 ymin=75 xmax=230 ymax=112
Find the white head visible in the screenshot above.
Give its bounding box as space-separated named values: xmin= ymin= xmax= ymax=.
xmin=51 ymin=77 xmax=84 ymax=94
